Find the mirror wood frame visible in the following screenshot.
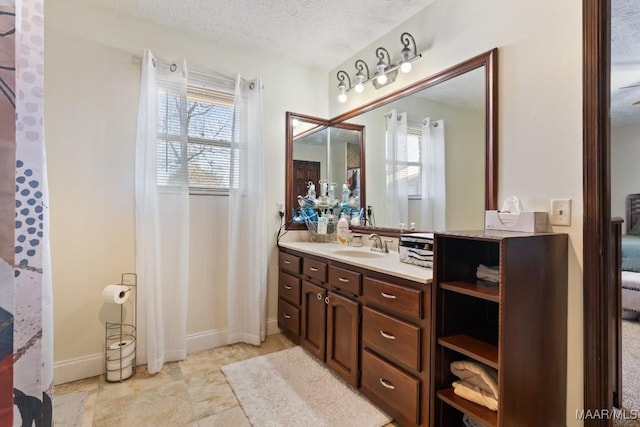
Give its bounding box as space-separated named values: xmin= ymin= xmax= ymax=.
xmin=285 ymin=112 xmax=366 ymax=230
xmin=285 ymin=48 xmax=498 ymax=235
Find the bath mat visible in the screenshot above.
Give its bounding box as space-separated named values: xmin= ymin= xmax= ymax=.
xmin=221 ymin=346 xmax=392 ymax=427
xmin=53 ymin=390 xmax=87 ymax=427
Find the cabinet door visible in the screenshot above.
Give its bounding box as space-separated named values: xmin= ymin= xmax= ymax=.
xmin=301 ymin=280 xmax=326 ymax=361
xmin=326 ymin=291 xmax=360 ymax=387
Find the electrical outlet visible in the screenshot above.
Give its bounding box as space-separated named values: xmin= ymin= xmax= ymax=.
xmin=549 ymin=198 xmax=571 ymax=226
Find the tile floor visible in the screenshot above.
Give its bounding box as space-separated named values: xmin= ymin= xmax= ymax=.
xmin=54 ymin=334 xmax=296 ymax=426
xmin=54 ymin=334 xmax=398 ymax=426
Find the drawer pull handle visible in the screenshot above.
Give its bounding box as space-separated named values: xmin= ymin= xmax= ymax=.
xmin=284 ymin=285 xmax=292 ymax=290
xmin=284 ymin=260 xmax=292 ymax=264
xmin=317 ymin=293 xmax=323 ymax=300
xmin=379 ymin=378 xmax=395 ymax=390
xmin=380 ymin=330 xmax=396 ymax=340
xmin=283 ymin=313 xmax=291 ymax=319
xmin=309 ymin=267 xmax=319 ymax=272
xmin=324 ymin=296 xmax=330 ymax=305
xmin=338 ymin=277 xmax=350 ymax=283
xmin=381 ymin=292 xmax=397 ymax=299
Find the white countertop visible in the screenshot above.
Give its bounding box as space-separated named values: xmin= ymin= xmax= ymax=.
xmin=279 ymin=241 xmax=433 ymax=285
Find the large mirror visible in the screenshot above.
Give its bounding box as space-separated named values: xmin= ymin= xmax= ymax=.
xmin=285 ymin=48 xmax=497 ymax=233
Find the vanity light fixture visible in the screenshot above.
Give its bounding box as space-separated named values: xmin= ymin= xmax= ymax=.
xmin=335 ymin=31 xmax=422 ymax=102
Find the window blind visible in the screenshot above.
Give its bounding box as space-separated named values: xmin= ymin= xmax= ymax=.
xmin=156 ymin=74 xmax=237 ymax=194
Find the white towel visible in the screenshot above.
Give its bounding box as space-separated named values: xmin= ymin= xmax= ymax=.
xmin=476 ymin=264 xmax=499 ymax=282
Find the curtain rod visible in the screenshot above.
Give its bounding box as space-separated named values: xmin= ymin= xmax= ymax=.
xmin=130 ymin=54 xmax=241 ymax=86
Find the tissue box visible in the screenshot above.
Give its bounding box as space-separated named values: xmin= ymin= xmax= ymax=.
xmin=399 ymin=233 xmax=434 ymax=268
xmin=485 ymin=210 xmax=550 ymax=233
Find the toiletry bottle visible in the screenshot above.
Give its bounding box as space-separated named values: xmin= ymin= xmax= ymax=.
xmin=317 ymin=212 xmax=328 ymax=235
xmin=341 ymin=183 xmax=350 ymax=205
xmin=307 ymin=181 xmax=316 ymax=200
xmin=337 ymin=213 xmax=350 ymax=245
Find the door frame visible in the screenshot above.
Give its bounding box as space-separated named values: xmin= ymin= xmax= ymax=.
xmin=583 ymin=0 xmax=613 ymax=424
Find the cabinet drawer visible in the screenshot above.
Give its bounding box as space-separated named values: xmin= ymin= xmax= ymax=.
xmin=362 ymin=348 xmax=420 ymax=425
xmin=278 ymin=298 xmax=300 ymax=336
xmin=279 ymin=252 xmax=301 ymax=275
xmin=303 ymin=258 xmax=327 ymax=283
xmin=279 ymin=272 xmax=301 ymax=305
xmin=328 ymin=265 xmax=361 ymax=296
xmin=363 ymin=277 xmax=422 ymax=319
xmin=362 ymin=306 xmax=421 ymax=371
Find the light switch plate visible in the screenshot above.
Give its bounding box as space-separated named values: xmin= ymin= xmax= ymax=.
xmin=550 ymin=199 xmax=571 ymax=226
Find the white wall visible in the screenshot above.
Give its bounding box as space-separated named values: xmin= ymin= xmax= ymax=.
xmin=329 ymin=1 xmax=583 ymax=425
xmin=611 ymin=123 xmax=640 ymax=224
xmin=45 ymin=0 xmax=328 ymax=383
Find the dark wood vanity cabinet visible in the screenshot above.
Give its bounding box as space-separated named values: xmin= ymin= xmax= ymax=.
xmin=433 ymin=231 xmax=568 ymax=427
xmin=279 ymin=249 xmax=361 ymax=387
xmin=361 ymin=274 xmax=431 ymax=427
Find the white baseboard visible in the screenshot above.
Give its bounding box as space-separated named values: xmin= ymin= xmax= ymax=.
xmin=54 ymin=317 xmax=280 ymax=385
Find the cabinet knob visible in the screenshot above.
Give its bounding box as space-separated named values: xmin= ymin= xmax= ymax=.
xmin=309 ymin=266 xmax=319 ymax=272
xmin=324 ymin=296 xmax=330 ymax=305
xmin=317 ymin=293 xmax=323 ymax=300
xmin=379 ymin=330 xmax=396 ymax=340
xmin=284 ymin=285 xmax=292 ymax=290
xmin=381 ymin=292 xmax=397 ymax=300
xmin=338 ymin=277 xmax=350 ymax=283
xmin=283 ymin=313 xmax=291 ymax=319
xmin=379 ymin=378 xmax=395 ymax=390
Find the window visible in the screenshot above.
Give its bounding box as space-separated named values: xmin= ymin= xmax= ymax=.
xmin=156 ymin=76 xmax=236 ymax=194
xmin=406 ymin=126 xmax=422 ymax=198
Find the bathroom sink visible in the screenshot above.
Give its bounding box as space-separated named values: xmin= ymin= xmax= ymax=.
xmin=331 ymin=249 xmax=386 ymax=259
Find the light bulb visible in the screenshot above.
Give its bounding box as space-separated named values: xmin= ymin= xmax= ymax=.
xmin=337 ymin=81 xmax=347 ymax=103
xmin=376 ymin=61 xmax=387 ymax=85
xmin=354 ymin=73 xmax=365 ymax=93
xmin=401 ymin=61 xmax=412 ymax=73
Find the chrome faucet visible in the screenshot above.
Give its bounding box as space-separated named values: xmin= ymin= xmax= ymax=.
xmin=369 ymin=233 xmax=388 ymax=253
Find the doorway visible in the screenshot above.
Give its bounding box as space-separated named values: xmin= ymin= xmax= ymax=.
xmin=584 ymin=0 xmax=640 ymax=424
xmin=292 ymin=160 xmax=320 ymax=211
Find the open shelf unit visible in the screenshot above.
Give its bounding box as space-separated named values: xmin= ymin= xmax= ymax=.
xmin=432 ymin=231 xmax=568 ymax=427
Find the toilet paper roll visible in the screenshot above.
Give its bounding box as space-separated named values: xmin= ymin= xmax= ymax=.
xmin=106 ymin=363 xmax=133 ymax=382
xmin=102 ymin=285 xmax=130 ymax=304
xmin=106 ymin=339 xmax=135 ymax=360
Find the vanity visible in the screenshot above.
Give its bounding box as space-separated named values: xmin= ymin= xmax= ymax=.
xmin=277 ymin=242 xmax=433 ymax=426
xmin=279 ymin=47 xmax=568 ymax=426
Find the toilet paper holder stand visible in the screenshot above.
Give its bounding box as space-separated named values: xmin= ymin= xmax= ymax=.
xmin=104 ymin=272 xmax=137 ymax=383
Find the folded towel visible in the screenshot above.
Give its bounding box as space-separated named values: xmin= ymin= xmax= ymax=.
xmin=453 ymin=380 xmax=498 ymax=411
xmin=476 ymin=264 xmax=499 ymax=283
xmin=463 ymin=414 xmax=485 ymax=427
xmin=450 ymin=360 xmax=499 ymax=401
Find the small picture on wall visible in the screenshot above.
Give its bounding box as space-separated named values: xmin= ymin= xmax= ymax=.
xmin=347 ymin=168 xmax=360 ymax=196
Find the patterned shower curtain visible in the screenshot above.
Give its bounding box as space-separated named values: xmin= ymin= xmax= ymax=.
xmin=0 ymin=0 xmax=53 ymax=425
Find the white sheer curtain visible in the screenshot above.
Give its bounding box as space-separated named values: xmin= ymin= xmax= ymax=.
xmin=420 ymin=118 xmax=446 ymax=230
xmin=385 ymin=110 xmax=409 ymax=229
xmin=226 ymin=76 xmax=267 ymax=345
xmin=135 ymin=50 xmax=190 ymax=373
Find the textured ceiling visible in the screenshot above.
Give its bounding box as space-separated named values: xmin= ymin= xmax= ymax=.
xmin=83 ymin=0 xmax=635 ymax=127
xmin=611 ymin=0 xmax=640 ymax=127
xmin=83 ymin=0 xmax=434 ymax=71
